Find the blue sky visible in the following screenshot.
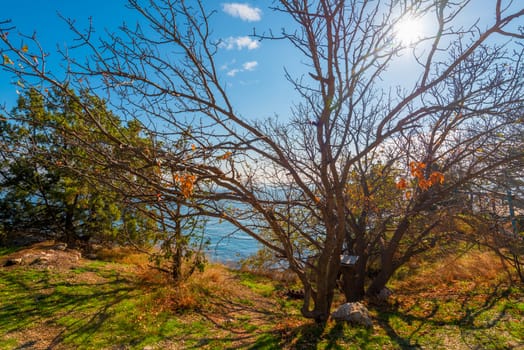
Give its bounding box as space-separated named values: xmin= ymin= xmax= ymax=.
xmin=0 ymin=1 xmax=519 ymax=120
xmin=0 ymin=1 xmax=301 ymax=120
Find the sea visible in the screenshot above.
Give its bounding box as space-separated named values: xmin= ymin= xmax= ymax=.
xmin=203 ymin=217 xmax=261 ymax=265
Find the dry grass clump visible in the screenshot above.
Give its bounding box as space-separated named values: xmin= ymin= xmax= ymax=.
xmin=137 ymin=263 xmax=245 ymax=312
xmin=92 ymin=245 xmax=251 ymax=313
xmin=435 ymin=250 xmax=504 ymax=283
xmin=95 ymin=246 xmax=151 ymax=266
xmin=186 ymin=263 xmax=242 ymax=302
xmin=240 ymin=266 xmax=299 ymax=286
xmin=395 ymin=248 xmax=508 ymax=295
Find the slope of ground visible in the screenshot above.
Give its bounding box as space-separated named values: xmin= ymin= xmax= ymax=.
xmin=0 ymin=242 xmax=523 ymax=349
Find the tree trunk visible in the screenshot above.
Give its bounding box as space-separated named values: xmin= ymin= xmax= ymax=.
xmin=341 ymin=261 xmax=366 ymax=302
xmin=367 ymin=246 xmax=399 ymax=296
xmin=169 ymin=205 xmax=185 ymax=283
xmin=366 ymin=265 xmax=394 ymax=297
xmin=63 ymin=194 xmax=79 ymax=244
xmin=172 ymin=246 xmax=183 ymax=282
xmin=341 ymin=227 xmax=369 ymax=302
xmin=366 ymin=218 xmax=409 ymax=296
xmin=310 ymin=283 xmax=334 ymax=323
xmin=302 ymin=252 xmax=340 ymax=322
xmin=171 ymin=204 xmax=183 ymax=283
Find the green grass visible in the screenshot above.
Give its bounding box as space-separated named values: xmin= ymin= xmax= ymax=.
xmin=0 ymin=262 xmax=209 ymax=349
xmin=0 ymin=245 xmax=523 ymax=349
xmin=237 ymin=271 xmax=275 ymax=297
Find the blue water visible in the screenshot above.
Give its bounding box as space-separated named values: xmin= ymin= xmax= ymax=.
xmin=203 ymin=218 xmax=261 ymax=264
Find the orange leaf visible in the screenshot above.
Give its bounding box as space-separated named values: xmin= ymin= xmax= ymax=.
xmin=3 ymin=54 xmax=13 ymax=65
xmin=430 ymin=171 xmax=445 ymax=185
xmin=417 ymin=179 xmax=427 ymax=190
xmin=396 ymin=178 xmax=407 ymax=190
xmin=175 ymin=173 xmax=196 ymax=198
xmin=218 ymin=151 xmax=232 ymax=160
xmin=410 ymin=161 xmax=426 ymax=178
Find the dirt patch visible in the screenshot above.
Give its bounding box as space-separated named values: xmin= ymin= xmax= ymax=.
xmin=4 ymin=324 xmax=67 ymax=350
xmin=1 ymin=241 xmax=85 ymax=271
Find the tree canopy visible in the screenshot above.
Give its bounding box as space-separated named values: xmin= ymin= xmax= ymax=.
xmin=0 ymin=88 xmax=157 ymax=244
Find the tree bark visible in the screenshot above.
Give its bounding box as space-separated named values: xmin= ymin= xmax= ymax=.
xmin=366 ymin=264 xmax=394 ymax=297
xmin=303 ymin=251 xmax=340 ymax=322
xmin=341 ymin=258 xmax=367 ymax=302
xmin=172 ymin=246 xmax=183 ymax=283
xmin=63 ymin=194 xmax=79 ymax=244
xmin=171 ymin=204 xmax=183 ymax=283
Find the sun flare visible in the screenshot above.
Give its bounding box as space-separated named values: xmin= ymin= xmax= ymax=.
xmin=395 ymin=17 xmax=424 ymax=46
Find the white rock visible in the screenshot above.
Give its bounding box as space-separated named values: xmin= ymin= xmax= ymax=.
xmin=331 ymin=302 xmax=373 ymax=328
xmin=3 ymin=258 xmax=23 ymax=266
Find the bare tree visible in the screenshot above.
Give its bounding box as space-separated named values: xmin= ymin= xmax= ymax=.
xmin=1 ymin=0 xmax=523 ymax=321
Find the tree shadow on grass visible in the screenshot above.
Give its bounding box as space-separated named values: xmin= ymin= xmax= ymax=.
xmin=4 ymin=261 xmax=519 ymax=349
xmin=273 ymin=321 xmax=326 ymax=350
xmin=181 ymin=280 xmax=522 ymax=349
xmin=261 ymin=319 xmax=381 ymax=350
xmin=374 ymin=281 xmax=522 ymax=349
xmin=0 ymin=266 xmax=143 ymax=349
xmin=186 ymin=290 xmax=298 ymax=349
xmin=189 ymin=291 xmax=404 ymax=349
xmin=45 ymin=283 xmax=138 ymax=348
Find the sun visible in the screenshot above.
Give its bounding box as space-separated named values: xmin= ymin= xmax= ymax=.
xmin=395 ymin=17 xmax=424 ymax=46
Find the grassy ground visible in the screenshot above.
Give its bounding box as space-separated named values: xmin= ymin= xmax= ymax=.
xmin=0 ymin=242 xmax=523 ymax=349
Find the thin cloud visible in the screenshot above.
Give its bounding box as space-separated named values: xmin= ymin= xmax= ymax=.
xmin=227 ymin=68 xmax=241 ymax=77
xmin=242 ymin=61 xmax=258 ymax=71
xmin=220 ymin=59 xmax=237 ymax=71
xmin=226 ymin=61 xmax=258 ymax=76
xmin=221 ymin=36 xmax=260 ymax=50
xmin=222 ymin=3 xmax=262 ymax=22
